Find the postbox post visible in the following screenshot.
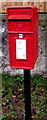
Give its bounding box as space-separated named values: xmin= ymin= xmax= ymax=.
xmin=7 ymin=6 xmax=38 ymax=120
xmin=24 ymin=69 xmax=31 ymax=120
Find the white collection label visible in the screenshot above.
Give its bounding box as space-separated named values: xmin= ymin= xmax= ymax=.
xmin=16 ymin=39 xmax=26 ymax=59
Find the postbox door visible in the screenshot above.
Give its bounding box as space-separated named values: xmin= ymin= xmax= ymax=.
xmin=8 ymin=33 xmax=34 ymax=69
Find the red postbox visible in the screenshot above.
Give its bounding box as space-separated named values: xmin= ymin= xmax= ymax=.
xmin=7 ymin=6 xmax=38 ymax=69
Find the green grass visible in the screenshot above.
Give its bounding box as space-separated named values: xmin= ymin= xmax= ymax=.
xmin=2 ymin=74 xmax=47 ymax=119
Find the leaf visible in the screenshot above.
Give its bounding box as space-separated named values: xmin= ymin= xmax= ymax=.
xmin=32 ymin=116 xmax=38 ymax=118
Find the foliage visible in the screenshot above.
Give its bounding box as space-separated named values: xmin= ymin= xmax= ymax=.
xmin=31 ymin=75 xmax=47 ymax=119
xmin=2 ymin=74 xmax=47 ymax=119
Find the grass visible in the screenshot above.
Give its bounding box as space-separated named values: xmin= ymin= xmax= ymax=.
xmin=1 ymin=74 xmax=47 ymax=119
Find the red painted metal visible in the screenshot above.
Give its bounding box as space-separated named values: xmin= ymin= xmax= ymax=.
xmin=7 ymin=6 xmax=38 ymax=69
xmin=8 ymin=15 xmax=32 ymax=20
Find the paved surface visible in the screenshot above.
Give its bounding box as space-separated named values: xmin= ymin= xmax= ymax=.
xmin=0 ymin=14 xmax=47 ymax=77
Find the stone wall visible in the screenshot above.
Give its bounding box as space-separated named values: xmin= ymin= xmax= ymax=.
xmin=0 ymin=14 xmax=47 ymax=77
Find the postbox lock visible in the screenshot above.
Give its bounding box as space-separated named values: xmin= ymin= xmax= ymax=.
xmin=19 ymin=34 xmax=23 ymax=38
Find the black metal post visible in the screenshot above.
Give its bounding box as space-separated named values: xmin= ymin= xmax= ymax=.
xmin=24 ymin=69 xmax=31 ymax=120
